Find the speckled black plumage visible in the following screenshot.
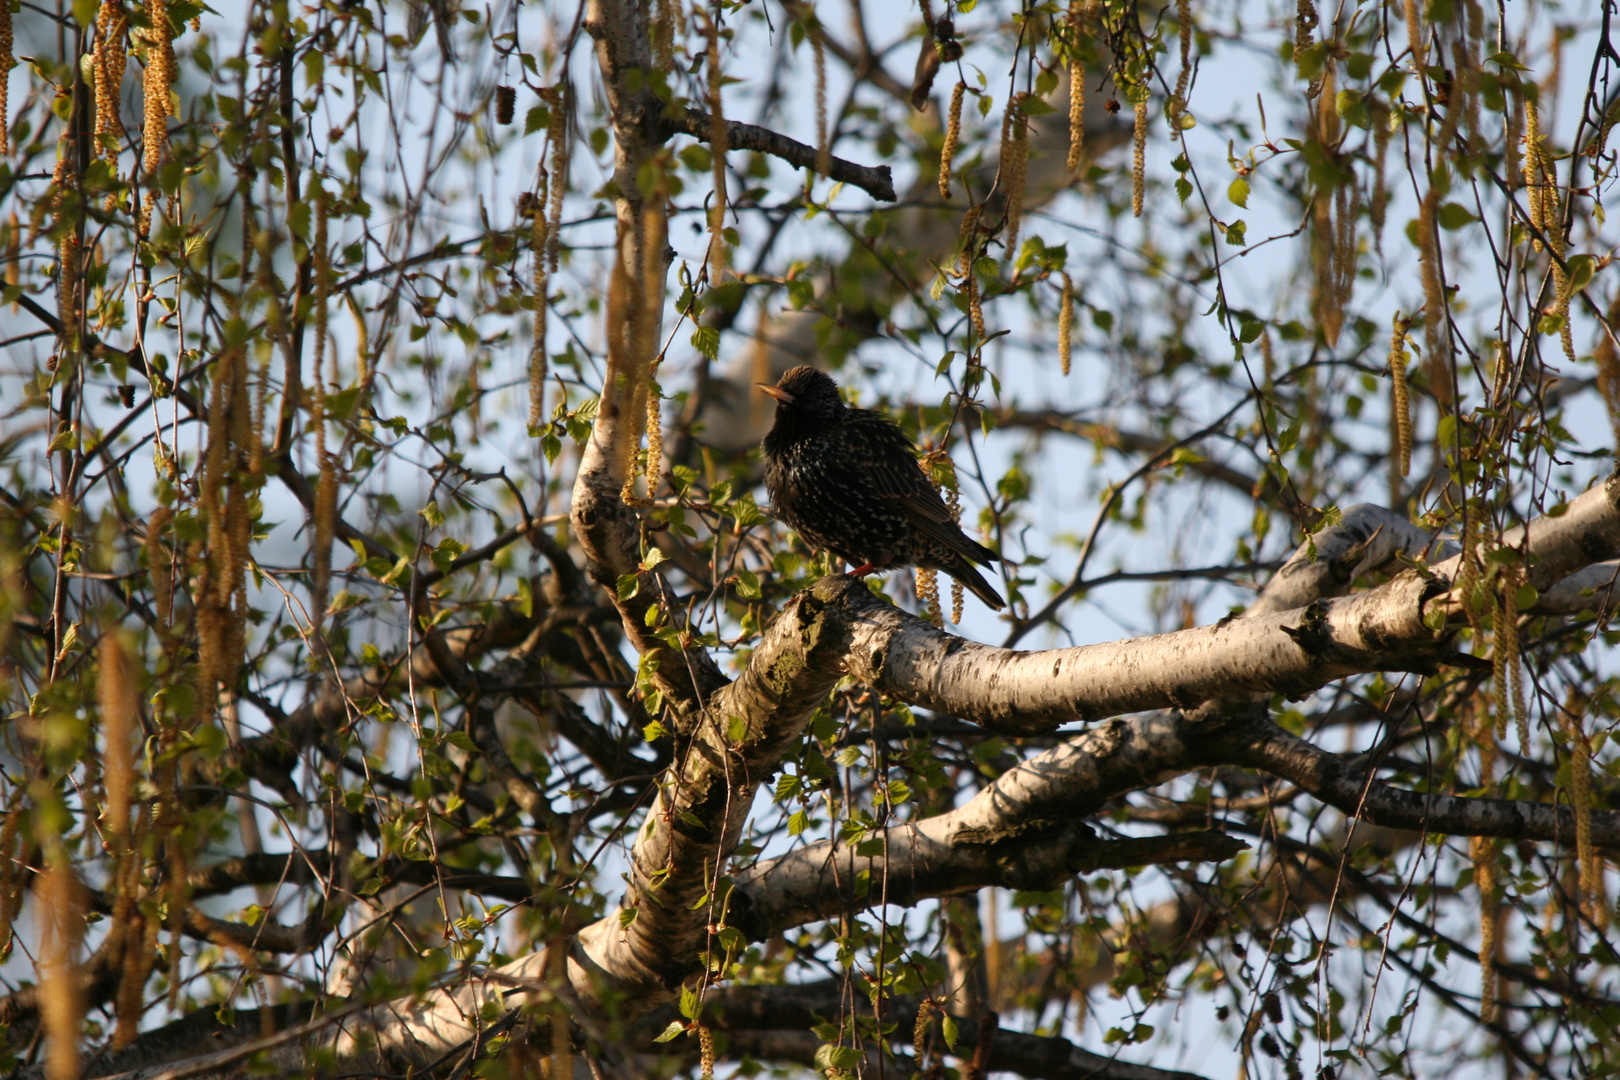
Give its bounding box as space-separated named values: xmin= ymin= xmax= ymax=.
xmin=760 ymin=366 xmax=1005 ymax=611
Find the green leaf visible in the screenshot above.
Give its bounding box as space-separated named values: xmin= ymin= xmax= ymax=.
xmin=1228 ymin=177 xmax=1250 ymax=208
xmin=814 ymin=1046 xmax=864 ymax=1072
xmin=654 ymin=1021 xmax=686 ymax=1043
xmin=942 ymin=1014 xmax=959 ymax=1051
xmin=1437 ymin=202 xmax=1477 ymax=230
xmin=1566 ymin=253 xmax=1598 ymax=293
xmin=691 ymin=325 xmax=721 ymax=359
xmin=679 ymin=985 xmax=700 ymax=1020
xmin=617 ymin=572 xmax=641 ymax=601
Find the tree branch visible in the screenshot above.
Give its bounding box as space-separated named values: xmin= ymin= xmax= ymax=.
xmin=667 ymin=107 xmax=896 ymax=201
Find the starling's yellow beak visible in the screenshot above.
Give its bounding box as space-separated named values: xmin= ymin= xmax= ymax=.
xmin=757 ymin=383 xmax=795 ymax=404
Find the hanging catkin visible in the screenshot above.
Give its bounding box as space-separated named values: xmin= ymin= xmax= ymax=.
xmin=812 ymin=23 xmax=829 ymax=177
xmin=1067 ymin=2 xmax=1085 ymax=171
xmin=1523 ymin=98 xmax=1548 ymax=251
xmin=1472 ymin=834 xmax=1497 ymax=1023
xmin=1003 ymin=94 xmax=1029 ymax=259
xmin=529 ymin=178 xmax=549 ymax=434
xmin=1402 ymin=0 xmax=1426 ymax=75
xmin=39 ymin=862 xmax=86 ymax=1080
xmin=139 ymin=0 xmax=174 ymax=237
xmin=544 ymin=84 xmax=570 ymax=274
xmin=99 ymin=635 xmax=136 ymax=843
xmin=1566 ymin=705 xmax=1601 ymax=925
xmin=1370 ymin=103 xmax=1391 ymax=248
xmin=1058 ymin=273 xmax=1074 ymax=376
xmin=1131 ymin=93 xmax=1147 ymax=217
xmin=699 ymin=1024 xmax=715 ymax=1080
xmin=644 ymin=357 xmax=664 ymax=500
xmin=0 ymin=0 xmax=12 ymax=156
xmin=311 ymin=190 xmax=335 ymax=634
xmin=916 ymin=566 xmax=942 ymax=625
xmin=913 ymin=1002 xmax=933 ymax=1070
xmin=654 ymin=0 xmax=676 ymax=72
xmin=95 ymin=4 xmax=128 ymax=162
xmin=1388 ymin=314 xmax=1412 ymax=499
xmin=707 ymin=13 xmax=728 ymax=276
xmin=146 ymin=507 xmax=172 ymax=624
xmin=1172 ymin=0 xmax=1193 ymax=123
xmin=141 ymin=0 xmax=173 ymax=174
xmin=940 ymin=82 xmax=964 ymax=199
xmin=1595 ymin=293 xmax=1620 ymax=449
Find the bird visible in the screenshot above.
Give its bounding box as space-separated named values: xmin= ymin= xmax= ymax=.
xmin=759 ymin=365 xmax=1006 ymax=611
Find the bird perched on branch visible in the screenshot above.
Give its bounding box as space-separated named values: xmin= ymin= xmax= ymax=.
xmin=759 ymin=365 xmax=1005 ymax=611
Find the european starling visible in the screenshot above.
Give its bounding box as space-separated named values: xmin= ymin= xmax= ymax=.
xmin=760 ymin=365 xmax=1006 ymax=610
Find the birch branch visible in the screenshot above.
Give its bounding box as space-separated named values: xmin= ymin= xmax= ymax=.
xmin=667 ymin=108 xmax=896 ymax=201
xmin=841 ymin=478 xmax=1620 ymax=733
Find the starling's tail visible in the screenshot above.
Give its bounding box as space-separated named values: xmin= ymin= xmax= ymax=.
xmin=941 ymin=557 xmax=1006 ymax=611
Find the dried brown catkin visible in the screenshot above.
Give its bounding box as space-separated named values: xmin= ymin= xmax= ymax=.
xmin=1172 ymin=0 xmax=1193 ymax=121
xmin=940 ymin=82 xmax=964 ymax=200
xmin=812 ymin=24 xmax=829 ymax=177
xmin=0 ymin=0 xmax=12 ymax=155
xmin=312 ymin=191 xmax=335 ymax=633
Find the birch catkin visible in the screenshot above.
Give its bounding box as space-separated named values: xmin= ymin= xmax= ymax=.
xmin=99 ymin=635 xmax=137 ymax=843
xmin=812 ymin=24 xmax=829 ymax=178
xmin=1472 ymin=835 xmax=1497 ymax=1024
xmin=142 ymin=0 xmax=173 ymax=175
xmin=39 ymin=863 xmax=86 ymax=1080
xmin=1004 ymin=94 xmax=1029 ymax=259
xmin=707 ymin=15 xmax=728 ymax=275
xmin=0 ymin=0 xmax=12 ymax=156
xmin=1067 ymin=2 xmax=1085 ymax=171
xmin=95 ymin=3 xmax=129 ymax=161
xmin=1058 ymin=273 xmax=1074 ymax=376
xmin=1389 ymin=313 xmax=1412 ymax=482
xmin=1132 ymin=94 xmax=1147 ymax=217
xmin=1565 ymin=701 xmax=1603 ymax=925
xmin=1172 ymin=0 xmax=1193 ymax=122
xmin=940 ymin=82 xmax=964 ymax=199
xmin=916 ymin=566 xmax=942 ymax=625
xmin=529 ymin=175 xmax=550 ymax=433
xmin=311 ymin=190 xmax=335 ymax=633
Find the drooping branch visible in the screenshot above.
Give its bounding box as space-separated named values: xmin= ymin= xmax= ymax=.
xmin=692 ymin=981 xmax=1212 ymax=1080
xmin=1234 ymin=721 xmax=1620 ymax=844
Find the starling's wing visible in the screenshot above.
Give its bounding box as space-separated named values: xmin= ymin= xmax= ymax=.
xmin=847 ymin=411 xmax=999 ymax=567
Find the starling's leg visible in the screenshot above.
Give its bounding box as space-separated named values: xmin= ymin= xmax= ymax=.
xmin=846 ymin=558 xmax=891 ymax=578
